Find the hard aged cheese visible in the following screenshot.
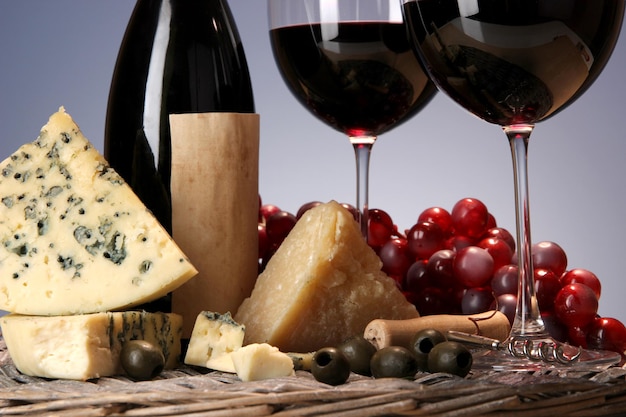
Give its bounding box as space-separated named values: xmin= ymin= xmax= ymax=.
xmin=184 ymin=311 xmax=245 ymax=373
xmin=0 ymin=108 xmax=197 ymax=315
xmin=235 ymin=201 xmax=419 ymax=352
xmin=231 ymin=343 xmax=295 ymax=382
xmin=0 ymin=311 xmax=182 ymax=380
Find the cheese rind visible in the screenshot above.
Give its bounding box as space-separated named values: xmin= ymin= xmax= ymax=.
xmin=0 ymin=108 xmax=197 ymax=315
xmin=184 ymin=311 xmax=245 ymax=372
xmin=235 ymin=201 xmax=419 ymax=352
xmin=231 ymin=343 xmax=295 ymax=382
xmin=0 ymin=311 xmax=182 ymax=380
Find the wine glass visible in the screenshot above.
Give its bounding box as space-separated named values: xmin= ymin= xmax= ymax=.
xmin=268 ymin=0 xmax=436 ymax=239
xmin=403 ymin=0 xmax=624 ymax=370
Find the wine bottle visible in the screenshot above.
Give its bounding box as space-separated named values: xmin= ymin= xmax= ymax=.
xmin=104 ymin=0 xmax=257 ymax=316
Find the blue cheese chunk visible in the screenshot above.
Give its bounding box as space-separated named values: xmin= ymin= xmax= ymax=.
xmin=0 ymin=108 xmax=197 ymax=315
xmin=0 ymin=311 xmax=183 ymax=380
xmin=184 ymin=311 xmax=245 ymax=373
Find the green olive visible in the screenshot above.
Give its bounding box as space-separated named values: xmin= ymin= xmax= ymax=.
xmin=410 ymin=328 xmax=447 ymax=372
xmin=120 ymin=340 xmax=165 ymax=381
xmin=337 ymin=335 xmax=377 ymax=376
xmin=370 ymin=346 xmax=418 ymax=379
xmin=427 ymin=341 xmax=473 ymax=377
xmin=311 ymin=347 xmax=350 ymax=385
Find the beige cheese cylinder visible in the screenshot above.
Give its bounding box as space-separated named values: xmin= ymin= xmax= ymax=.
xmin=170 ymin=113 xmax=260 ymax=337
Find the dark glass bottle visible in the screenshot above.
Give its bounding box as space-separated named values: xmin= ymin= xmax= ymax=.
xmin=105 ymin=0 xmax=255 ymax=233
xmin=104 ymin=0 xmax=255 ymax=312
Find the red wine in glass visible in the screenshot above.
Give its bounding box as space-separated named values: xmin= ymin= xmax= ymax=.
xmin=403 ymin=0 xmax=623 ymax=126
xmin=270 ymin=21 xmax=435 ymax=136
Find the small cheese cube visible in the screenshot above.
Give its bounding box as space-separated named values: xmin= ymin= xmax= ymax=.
xmin=0 ymin=108 xmax=197 ymax=315
xmin=0 ymin=311 xmax=182 ymax=380
xmin=184 ymin=311 xmax=245 ymax=373
xmin=235 ymin=201 xmax=419 ymax=352
xmin=231 ymin=343 xmax=295 ymax=382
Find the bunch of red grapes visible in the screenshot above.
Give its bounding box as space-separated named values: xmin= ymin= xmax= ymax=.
xmin=258 ymin=196 xmax=626 ymax=359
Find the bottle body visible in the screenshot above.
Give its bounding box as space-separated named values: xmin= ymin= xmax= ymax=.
xmin=105 ymin=0 xmax=255 ymax=233
xmin=104 ymin=0 xmax=256 ymax=314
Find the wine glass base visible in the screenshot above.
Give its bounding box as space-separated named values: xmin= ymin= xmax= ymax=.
xmin=471 ymin=347 xmax=621 ymax=372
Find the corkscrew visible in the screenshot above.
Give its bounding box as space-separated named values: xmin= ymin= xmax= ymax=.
xmin=446 ymin=331 xmax=582 ymax=364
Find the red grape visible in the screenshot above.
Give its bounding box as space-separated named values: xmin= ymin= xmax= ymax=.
xmin=451 ymin=198 xmax=489 ymax=239
xmin=407 ymin=221 xmax=445 ymax=260
xmin=417 ymin=207 xmax=453 ymax=237
xmin=412 ymin=287 xmax=447 ymax=316
xmin=453 ymin=246 xmax=494 ymax=288
xmin=554 ymin=283 xmax=598 ymax=328
xmin=568 ymin=325 xmax=589 ymax=348
xmin=266 ymin=210 xmax=297 ymax=247
xmin=445 ymin=235 xmax=475 ymax=252
xmin=477 ymin=236 xmax=513 ymax=271
xmin=379 ymin=237 xmax=411 ymax=280
xmin=534 ymin=268 xmax=561 ymax=313
xmin=404 ymin=260 xmax=431 ymax=294
xmin=367 ymin=208 xmax=394 ymax=249
xmin=491 ymin=264 xmax=518 ymax=296
xmin=586 ymin=317 xmax=626 ymax=355
xmin=561 ymin=268 xmax=601 ymax=300
xmin=490 ymin=294 xmax=517 ymax=326
xmin=260 ymin=204 xmax=281 ymax=222
xmin=541 ymin=311 xmax=568 ymax=342
xmin=483 ymin=227 xmax=515 ymax=252
xmin=532 ymin=241 xmax=568 ymax=276
xmin=461 ymin=287 xmax=494 ymax=315
xmin=426 ymin=249 xmax=456 ymax=288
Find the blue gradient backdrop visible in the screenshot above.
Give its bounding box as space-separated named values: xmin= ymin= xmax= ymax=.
xmin=1 ymin=2 xmax=625 ymax=323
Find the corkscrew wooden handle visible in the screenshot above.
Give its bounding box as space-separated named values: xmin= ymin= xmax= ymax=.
xmin=364 ymin=310 xmax=511 ymax=350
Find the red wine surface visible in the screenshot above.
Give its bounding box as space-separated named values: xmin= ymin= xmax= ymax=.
xmin=403 ymin=0 xmax=624 ymax=126
xmin=270 ymin=21 xmax=436 ymax=137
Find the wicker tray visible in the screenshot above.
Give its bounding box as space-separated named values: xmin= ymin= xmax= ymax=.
xmin=1 ymin=337 xmax=626 ymax=417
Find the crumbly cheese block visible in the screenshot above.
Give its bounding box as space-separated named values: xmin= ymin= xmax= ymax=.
xmin=234 ymin=201 xmax=419 ymax=352
xmin=0 ymin=311 xmax=182 ymax=380
xmin=231 ymin=343 xmax=295 ymax=382
xmin=0 ymin=108 xmax=197 ymax=315
xmin=184 ymin=311 xmax=245 ymax=373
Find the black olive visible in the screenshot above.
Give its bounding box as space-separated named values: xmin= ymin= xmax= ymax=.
xmin=410 ymin=328 xmax=447 ymax=372
xmin=337 ymin=335 xmax=377 ymax=376
xmin=427 ymin=341 xmax=473 ymax=377
xmin=311 ymin=347 xmax=351 ymax=385
xmin=370 ymin=346 xmax=418 ymax=379
xmin=120 ymin=340 xmax=165 ymax=381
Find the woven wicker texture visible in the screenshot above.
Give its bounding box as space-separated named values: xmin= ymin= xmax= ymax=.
xmin=1 ymin=338 xmax=625 ymax=416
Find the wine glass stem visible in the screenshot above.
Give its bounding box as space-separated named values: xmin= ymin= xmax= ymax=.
xmin=351 ymin=136 xmax=376 ymax=239
xmin=504 ymin=124 xmax=547 ymax=338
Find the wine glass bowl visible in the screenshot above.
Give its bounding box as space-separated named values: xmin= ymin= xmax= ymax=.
xmin=402 ymin=0 xmax=625 ymax=370
xmin=268 ymin=0 xmax=436 ymax=237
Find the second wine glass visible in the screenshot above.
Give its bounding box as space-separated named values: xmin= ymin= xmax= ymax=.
xmin=268 ymin=0 xmax=436 ymax=239
xmin=403 ymin=0 xmax=624 ymax=370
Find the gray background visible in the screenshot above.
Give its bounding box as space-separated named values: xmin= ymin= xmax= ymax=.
xmin=1 ymin=1 xmax=625 ymax=324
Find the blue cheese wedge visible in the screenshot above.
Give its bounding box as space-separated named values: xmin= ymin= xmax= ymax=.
xmin=231 ymin=343 xmax=295 ymax=382
xmin=0 ymin=108 xmax=197 ymax=315
xmin=0 ymin=311 xmax=182 ymax=380
xmin=184 ymin=311 xmax=245 ymax=372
